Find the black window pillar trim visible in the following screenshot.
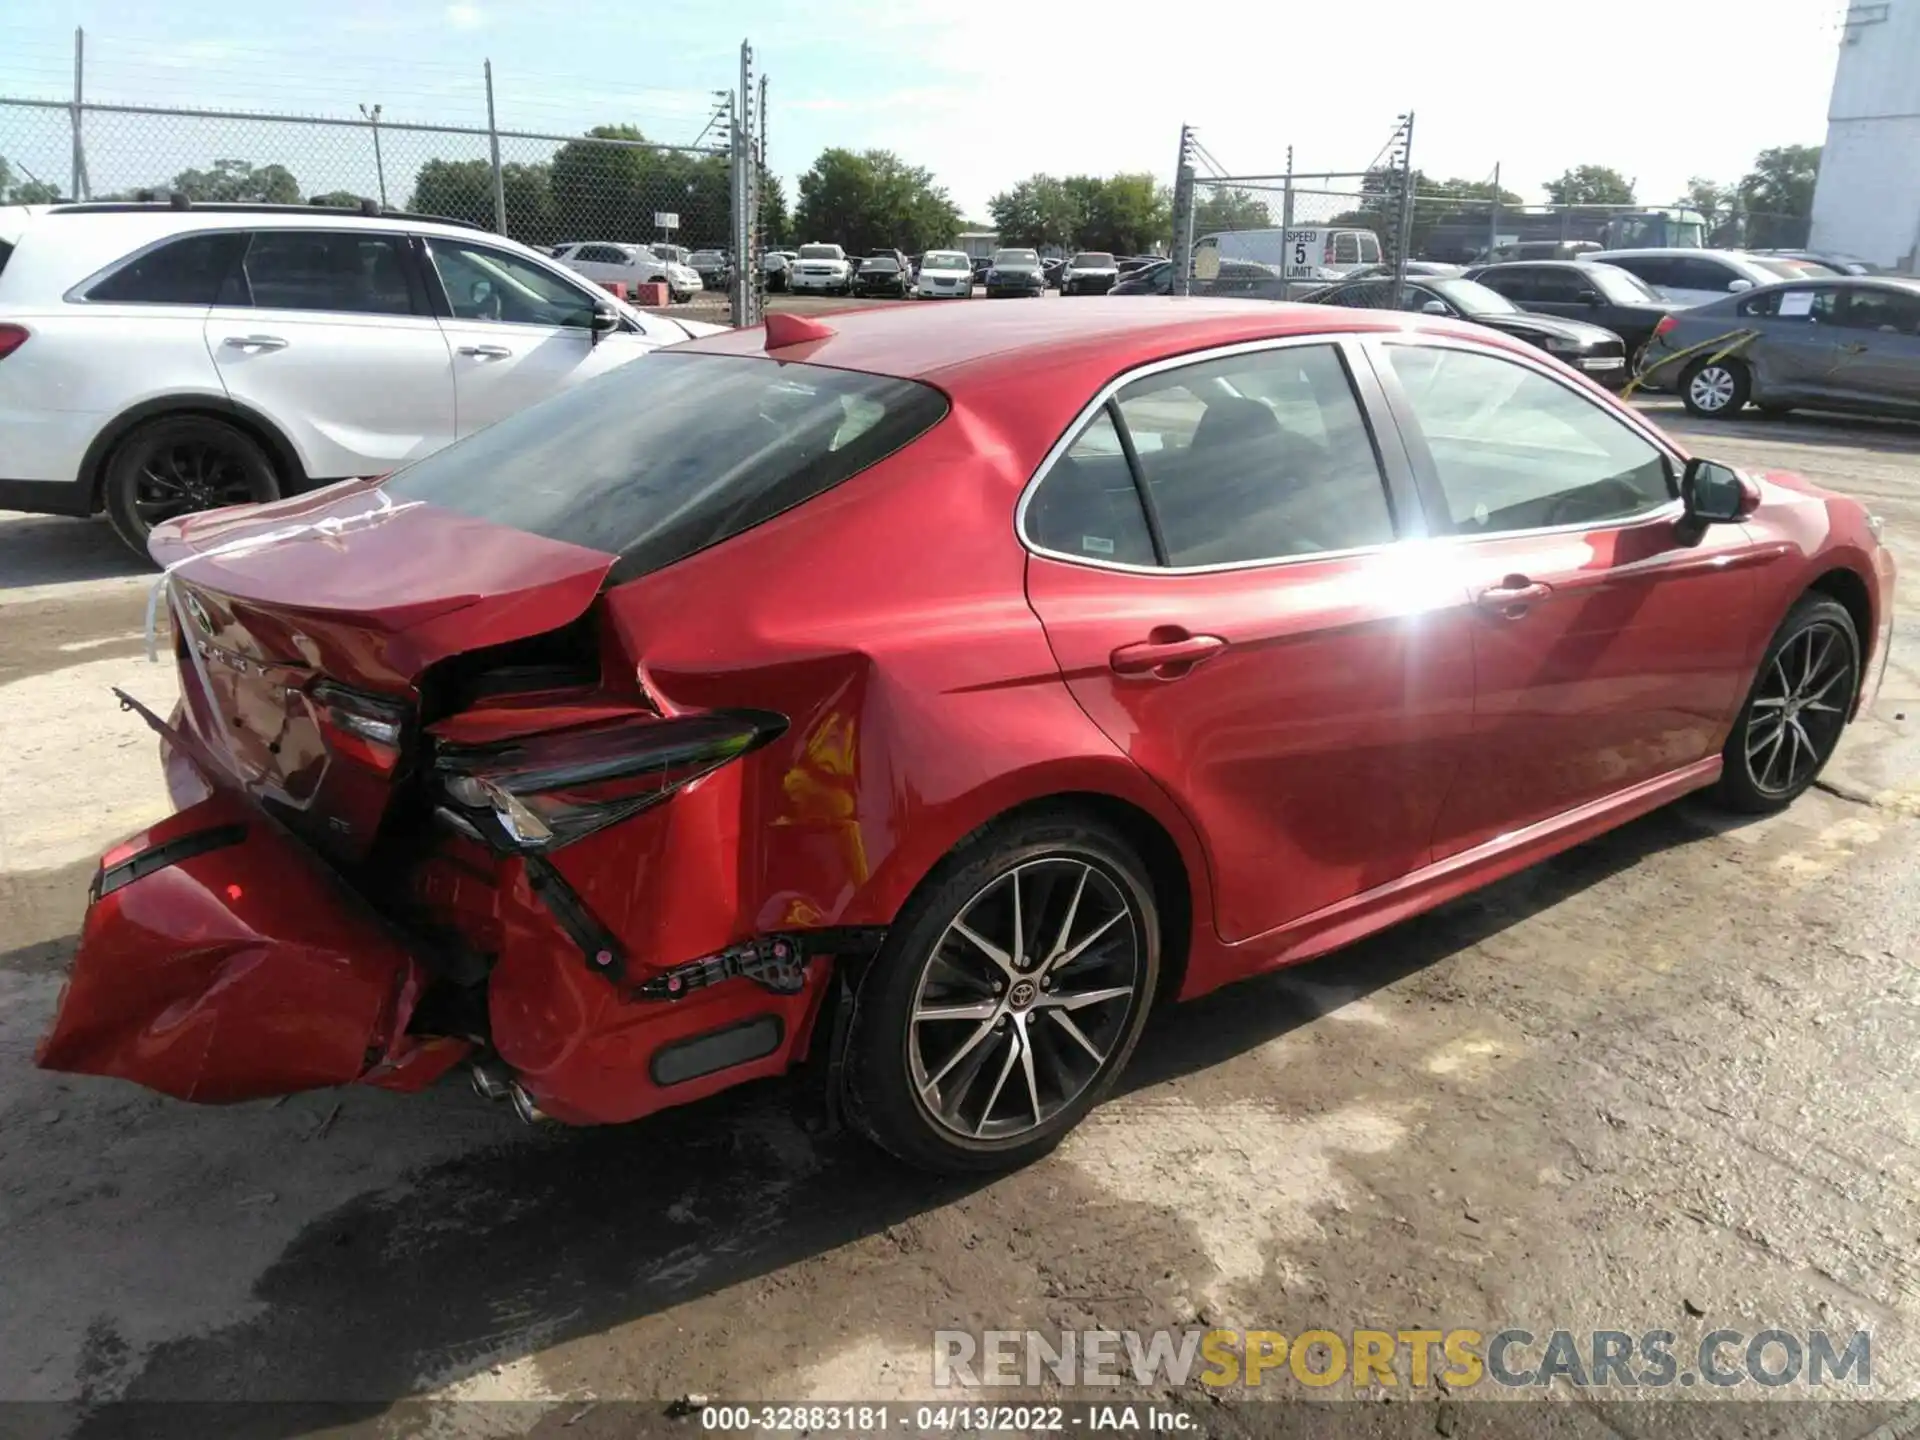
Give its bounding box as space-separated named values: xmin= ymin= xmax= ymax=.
xmin=1105 ymin=398 xmax=1171 ymax=568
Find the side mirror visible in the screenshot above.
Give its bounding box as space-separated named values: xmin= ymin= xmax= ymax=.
xmin=1577 ymin=289 xmax=1602 ymax=305
xmin=1728 ymin=278 xmax=1755 ymax=293
xmin=1420 ymin=299 xmax=1449 ymax=316
xmin=589 ymin=300 xmax=621 ymax=347
xmin=1681 ymin=458 xmax=1759 ymax=524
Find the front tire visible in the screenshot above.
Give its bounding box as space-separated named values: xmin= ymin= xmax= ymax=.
xmin=103 ymin=414 xmax=281 ymax=558
xmin=844 ymin=811 xmax=1161 ymax=1173
xmin=1681 ymin=357 xmax=1751 ymax=418
xmin=1712 ymin=595 xmax=1859 ymax=813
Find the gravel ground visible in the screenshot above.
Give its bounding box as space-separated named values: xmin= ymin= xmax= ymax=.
xmin=0 ymin=398 xmax=1916 ymax=1439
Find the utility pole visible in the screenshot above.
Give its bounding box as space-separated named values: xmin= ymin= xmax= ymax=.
xmin=70 ymin=27 xmax=89 ymax=200
xmin=1489 ymin=161 xmax=1501 ymax=259
xmin=484 ymin=60 xmax=507 ymax=235
xmin=360 ymin=103 xmax=387 ymax=209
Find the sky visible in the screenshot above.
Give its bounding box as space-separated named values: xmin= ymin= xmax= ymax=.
xmin=0 ymin=0 xmax=1845 ymax=225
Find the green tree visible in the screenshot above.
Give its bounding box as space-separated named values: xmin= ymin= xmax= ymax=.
xmin=794 ymin=147 xmax=960 ymax=254
xmin=1738 ymin=144 xmax=1820 ymax=246
xmin=552 ymin=123 xmax=658 ymax=241
xmin=759 ymin=172 xmax=789 ymax=246
xmin=1543 ymin=165 xmax=1636 ymax=206
xmin=168 ymin=158 xmax=301 ymax=204
xmin=408 ymin=158 xmax=558 ymax=244
xmin=307 ymin=188 xmax=368 ymax=210
xmin=987 ymin=173 xmax=1078 ymax=248
xmin=1080 ymin=173 xmax=1170 ymax=255
xmin=1194 ymin=186 xmax=1275 ymax=234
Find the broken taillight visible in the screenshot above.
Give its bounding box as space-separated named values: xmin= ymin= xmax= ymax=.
xmin=311 ymin=680 xmax=410 ymax=773
xmin=432 ymin=709 xmax=787 ymax=853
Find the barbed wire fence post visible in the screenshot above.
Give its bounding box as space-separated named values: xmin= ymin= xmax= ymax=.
xmin=1388 ymin=111 xmax=1415 ymax=307
xmin=69 ymin=26 xmax=89 ymax=199
xmin=729 ymin=38 xmax=757 ymax=328
xmin=1169 ymin=124 xmax=1196 ymax=297
xmin=483 ymin=60 xmax=506 ymax=236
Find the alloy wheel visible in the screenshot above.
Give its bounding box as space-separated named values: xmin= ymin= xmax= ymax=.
xmin=133 ymin=441 xmax=257 ymax=526
xmin=1745 ymin=620 xmax=1855 ymax=796
xmin=908 ymin=856 xmax=1143 ymax=1142
xmin=1689 ymin=365 xmax=1737 ymax=413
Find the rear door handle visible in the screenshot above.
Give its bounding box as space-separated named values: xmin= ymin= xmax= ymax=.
xmin=222 ymin=334 xmax=288 ymax=351
xmin=1109 ymin=632 xmax=1228 ymax=677
xmin=458 ymin=344 xmax=513 ymax=359
xmin=1475 ymin=577 xmax=1553 ymax=615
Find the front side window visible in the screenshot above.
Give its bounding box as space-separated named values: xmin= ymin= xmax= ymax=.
xmin=574 ymin=244 xmax=628 ymax=265
xmin=1608 ymin=255 xmax=1674 ymax=289
xmin=1741 ymin=286 xmax=1838 ymax=322
xmin=1839 ymin=286 xmax=1920 ymax=334
xmin=1106 ymin=343 xmax=1395 ymax=566
xmin=428 ymin=239 xmax=597 ymax=327
xmin=1477 ymin=268 xmax=1537 ymax=302
xmin=1358 ymin=234 xmax=1382 ymax=264
xmin=230 ymin=231 xmax=416 ymax=315
xmin=1385 ymin=344 xmax=1672 ymax=535
xmin=1532 ymin=267 xmax=1594 ymax=303
xmin=86 ymin=232 xmax=248 ymax=305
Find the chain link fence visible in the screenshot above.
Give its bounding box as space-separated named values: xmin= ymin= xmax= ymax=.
xmin=0 ymin=78 xmax=760 ymax=319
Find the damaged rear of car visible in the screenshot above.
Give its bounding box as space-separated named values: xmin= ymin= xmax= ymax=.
xmin=39 ymin=347 xmax=981 ymax=1128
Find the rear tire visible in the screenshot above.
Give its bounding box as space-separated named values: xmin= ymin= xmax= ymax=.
xmin=844 ymin=811 xmax=1161 ymax=1173
xmin=103 ymin=414 xmax=281 ymax=559
xmin=1680 ymin=357 xmax=1751 ymax=418
xmin=1711 ymin=595 xmax=1859 ymax=813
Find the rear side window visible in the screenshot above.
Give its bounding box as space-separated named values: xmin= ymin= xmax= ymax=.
xmin=382 ymin=353 xmax=949 ymax=580
xmin=228 ymin=231 xmax=418 ymax=315
xmin=1333 ymin=233 xmax=1361 ymax=265
xmin=85 ymin=232 xmax=247 ymax=304
xmin=1479 ymin=268 xmax=1537 ymax=301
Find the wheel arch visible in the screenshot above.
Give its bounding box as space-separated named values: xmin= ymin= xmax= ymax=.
xmin=1806 ymin=564 xmax=1875 ymax=677
xmin=82 ymin=395 xmax=309 ymax=512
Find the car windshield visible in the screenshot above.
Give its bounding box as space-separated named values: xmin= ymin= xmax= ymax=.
xmin=994 ymin=250 xmax=1038 ymax=266
xmin=383 ymin=353 xmax=948 ymax=582
xmin=1072 ymin=253 xmax=1116 ymax=267
xmin=922 ymin=253 xmax=969 ymax=271
xmin=690 ymin=251 xmax=723 ymax=265
xmin=860 ymin=258 xmax=899 ymax=272
xmin=798 ymin=245 xmax=841 ymax=260
xmin=1584 ymin=263 xmax=1659 ymax=303
xmin=1753 ymin=256 xmax=1827 ymax=280
xmin=1427 ymin=277 xmax=1522 ymax=315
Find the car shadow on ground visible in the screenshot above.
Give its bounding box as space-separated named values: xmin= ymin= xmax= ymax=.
xmin=62 ymin=797 xmax=1758 ymax=1437
xmin=0 ymin=513 xmax=149 ymax=591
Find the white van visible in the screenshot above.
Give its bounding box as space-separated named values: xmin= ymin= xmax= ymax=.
xmin=1194 ymin=226 xmax=1382 ymax=283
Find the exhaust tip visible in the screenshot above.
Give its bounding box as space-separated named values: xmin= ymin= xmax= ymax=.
xmin=469 ymin=1061 xmax=512 ymax=1102
xmin=508 ymin=1082 xmax=547 ymax=1125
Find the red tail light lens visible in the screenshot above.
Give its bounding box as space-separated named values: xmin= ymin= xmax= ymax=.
xmin=433 ymin=709 xmax=787 ymax=852
xmin=0 ymin=324 xmax=29 ymax=360
xmin=310 ymin=680 xmax=410 ymax=773
xmin=1653 ymin=315 xmax=1679 ymax=339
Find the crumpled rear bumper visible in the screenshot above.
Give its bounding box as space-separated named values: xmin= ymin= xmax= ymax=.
xmin=35 ymin=789 xmax=467 ymax=1102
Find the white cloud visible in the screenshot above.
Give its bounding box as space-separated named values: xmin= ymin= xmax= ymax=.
xmin=444 ymin=2 xmax=487 ymax=29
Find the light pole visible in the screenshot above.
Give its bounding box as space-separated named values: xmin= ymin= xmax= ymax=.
xmin=360 ymin=103 xmax=387 ymax=209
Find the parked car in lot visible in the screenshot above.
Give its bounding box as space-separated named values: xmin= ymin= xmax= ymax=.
xmin=985 ymin=247 xmax=1046 ymax=297
xmin=762 ymin=249 xmax=798 ymax=292
xmin=1639 ymin=276 xmax=1920 ymax=420
xmin=1480 ymin=241 xmax=1603 ymax=263
xmin=789 ymin=243 xmax=854 ymax=295
xmin=854 ymin=255 xmax=911 ymax=298
xmin=1749 ymin=249 xmax=1880 ymax=277
xmin=1112 ymin=259 xmax=1172 ymax=295
xmin=1588 ymin=249 xmax=1827 ymax=309
xmin=1197 ymin=226 xmax=1383 ymax=283
xmin=1115 ymin=256 xmax=1161 ymax=275
xmin=970 ymin=255 xmax=995 ymax=286
xmin=552 ymin=242 xmax=702 ymax=302
xmin=1061 ymin=252 xmax=1121 ymax=295
xmin=1463 ymin=260 xmax=1673 ymax=360
xmin=1305 ymin=275 xmax=1630 ymax=386
xmin=38 ymin=300 xmax=1893 ymax=1174
xmin=0 ymin=201 xmax=720 ymax=553
xmin=689 ymin=249 xmax=732 ymax=291
xmin=915 ymin=249 xmax=974 ymax=298
xmin=1339 ymin=261 xmax=1463 ymax=281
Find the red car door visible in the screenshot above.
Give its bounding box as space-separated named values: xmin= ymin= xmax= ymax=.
xmin=1369 ymin=338 xmax=1763 ymax=857
xmin=1021 ymin=338 xmax=1476 ymax=945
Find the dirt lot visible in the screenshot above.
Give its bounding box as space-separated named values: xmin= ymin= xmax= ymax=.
xmin=1 ymin=398 xmax=1917 ymax=1438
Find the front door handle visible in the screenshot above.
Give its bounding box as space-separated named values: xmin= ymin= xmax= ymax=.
xmin=458 ymin=343 xmax=513 ymax=359
xmin=222 ymin=334 xmax=288 ymax=351
xmin=1475 ymin=576 xmax=1553 ymax=616
xmin=1110 ymin=631 xmax=1228 ymax=677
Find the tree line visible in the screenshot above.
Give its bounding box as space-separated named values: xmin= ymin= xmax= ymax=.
xmin=43 ymin=131 xmax=1826 ymax=259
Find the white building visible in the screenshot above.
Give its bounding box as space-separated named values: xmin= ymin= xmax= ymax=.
xmin=1809 ymin=0 xmax=1920 ymax=272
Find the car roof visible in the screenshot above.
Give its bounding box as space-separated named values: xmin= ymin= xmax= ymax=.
xmin=683 ymin=296 xmax=1516 ymax=390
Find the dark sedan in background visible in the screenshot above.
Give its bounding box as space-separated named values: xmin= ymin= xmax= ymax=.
xmin=689 ymin=249 xmax=733 ymax=292
xmin=1640 ymin=275 xmax=1920 ymax=419
xmin=1464 ymin=260 xmax=1673 ymax=361
xmin=1305 ymin=275 xmax=1630 ymax=387
xmin=984 ymin=247 xmax=1047 ymax=297
xmin=853 ymin=256 xmax=911 ymax=297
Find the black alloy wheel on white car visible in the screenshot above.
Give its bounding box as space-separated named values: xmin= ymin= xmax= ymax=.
xmin=103 ymin=414 xmax=282 ymax=557
xmin=844 ymin=811 xmax=1160 ymax=1173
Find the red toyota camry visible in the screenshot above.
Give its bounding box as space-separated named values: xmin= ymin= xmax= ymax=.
xmin=38 ymin=299 xmax=1896 ymax=1173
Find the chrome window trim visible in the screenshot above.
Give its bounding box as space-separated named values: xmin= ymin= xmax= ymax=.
xmin=1013 ymin=331 xmax=1406 ymax=578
